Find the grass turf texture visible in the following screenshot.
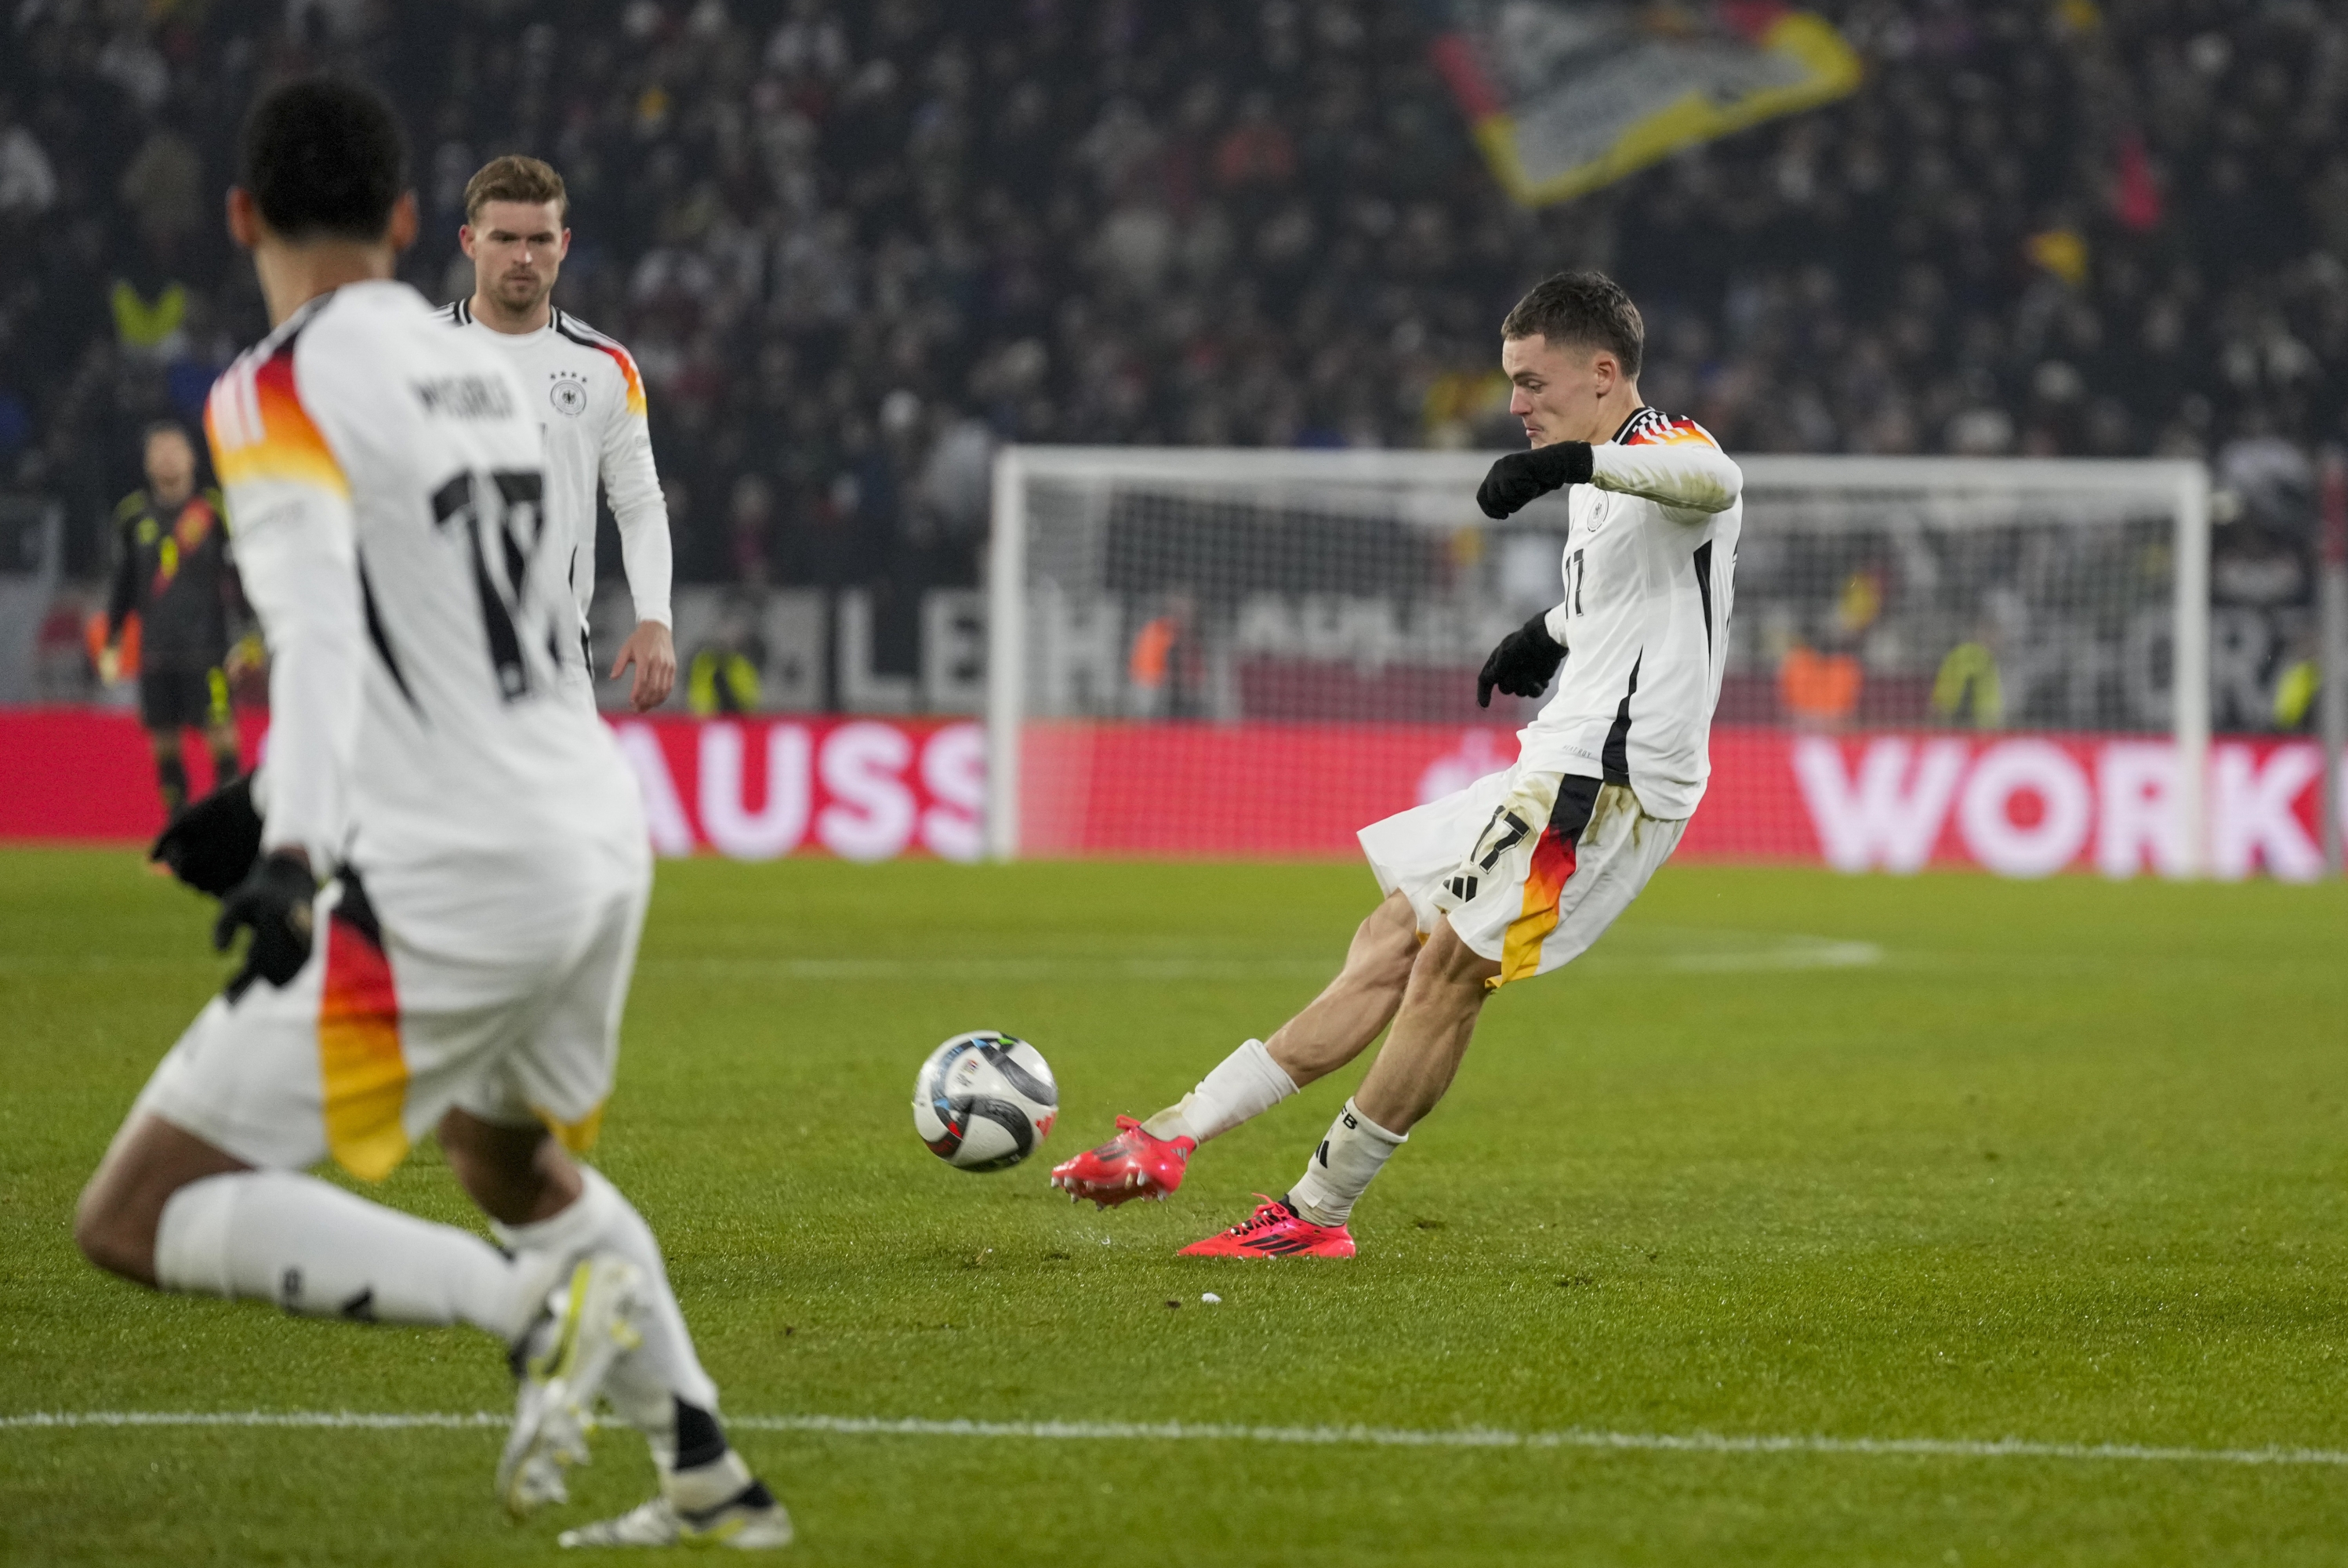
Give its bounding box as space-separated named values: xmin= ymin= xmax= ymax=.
xmin=3 ymin=848 xmax=2346 ymax=1565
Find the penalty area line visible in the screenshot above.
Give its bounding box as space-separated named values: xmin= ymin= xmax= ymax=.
xmin=2 ymin=1410 xmax=2344 ymax=1467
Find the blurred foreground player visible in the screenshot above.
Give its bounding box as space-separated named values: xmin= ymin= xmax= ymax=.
xmin=72 ymin=78 xmax=788 ymax=1548
xmin=1053 ymin=272 xmax=1743 ymax=1257
xmin=441 ymin=154 xmax=675 ymax=712
xmin=100 ymin=421 xmax=245 ymax=813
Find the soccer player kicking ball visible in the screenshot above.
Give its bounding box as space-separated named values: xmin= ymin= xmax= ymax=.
xmin=1051 ymin=271 xmax=1742 ymax=1258
xmin=73 ymin=78 xmax=787 ymax=1548
xmin=441 ymin=154 xmax=676 ymax=713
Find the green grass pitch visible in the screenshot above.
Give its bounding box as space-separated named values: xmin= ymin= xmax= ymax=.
xmin=5 ymin=846 xmax=2348 ymax=1565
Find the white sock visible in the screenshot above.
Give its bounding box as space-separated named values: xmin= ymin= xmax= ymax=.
xmin=154 ymin=1171 xmax=551 ymax=1338
xmin=1141 ymin=1038 xmax=1297 ymax=1144
xmin=1287 ymin=1098 xmax=1406 ymax=1227
xmin=492 ymin=1166 xmax=720 ymax=1431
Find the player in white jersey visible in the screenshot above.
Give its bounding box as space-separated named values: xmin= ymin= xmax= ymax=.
xmin=1051 ymin=272 xmax=1743 ymax=1257
xmin=71 ymin=78 xmax=787 ymax=1548
xmin=439 ymin=154 xmax=675 ymax=712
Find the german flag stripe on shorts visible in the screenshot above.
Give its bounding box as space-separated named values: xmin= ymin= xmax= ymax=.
xmin=316 ymin=884 xmax=408 ymax=1181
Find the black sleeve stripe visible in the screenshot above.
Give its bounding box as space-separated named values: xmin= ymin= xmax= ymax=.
xmin=550 ymin=312 xmax=627 ymax=353
xmin=1601 ymin=655 xmax=1639 ymax=784
xmin=1693 ymin=540 xmax=1715 ymax=663
xmin=359 ymin=557 xmax=424 ymax=717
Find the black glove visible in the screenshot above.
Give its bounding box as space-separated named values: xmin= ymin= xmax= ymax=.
xmin=151 ymin=775 xmax=263 ymax=898
xmin=214 ymin=851 xmax=317 ymax=1001
xmin=1476 ymin=441 xmax=1594 ymax=519
xmin=1477 ymin=613 xmax=1566 ymax=708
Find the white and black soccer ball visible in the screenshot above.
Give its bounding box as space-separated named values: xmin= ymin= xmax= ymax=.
xmin=912 ymin=1031 xmax=1058 ymax=1172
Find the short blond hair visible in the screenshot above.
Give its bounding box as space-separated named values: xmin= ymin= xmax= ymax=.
xmin=463 ymin=154 xmax=568 ymax=224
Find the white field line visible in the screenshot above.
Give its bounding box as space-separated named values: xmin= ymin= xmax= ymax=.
xmin=1 ymin=1411 xmax=505 ymax=1430
xmin=3 ymin=1410 xmax=2340 ymax=1468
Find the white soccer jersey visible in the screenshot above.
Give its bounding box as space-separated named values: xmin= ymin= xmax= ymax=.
xmin=1515 ymin=406 xmax=1743 ymax=820
xmin=204 ymin=281 xmax=644 ymax=896
xmin=437 ymin=299 xmax=672 ymax=641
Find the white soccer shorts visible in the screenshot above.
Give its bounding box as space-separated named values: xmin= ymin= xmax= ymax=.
xmin=1360 ymin=767 xmax=1686 ymax=987
xmin=133 ymin=858 xmax=648 ymax=1181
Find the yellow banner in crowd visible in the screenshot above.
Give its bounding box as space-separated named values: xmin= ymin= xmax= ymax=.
xmin=1427 ymin=2 xmax=1863 ymax=207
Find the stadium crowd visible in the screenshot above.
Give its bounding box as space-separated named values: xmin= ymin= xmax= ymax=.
xmin=2 ymin=0 xmax=2341 ymax=599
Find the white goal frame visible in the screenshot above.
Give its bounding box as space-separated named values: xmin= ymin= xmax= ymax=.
xmin=986 ymin=448 xmax=2211 ymax=870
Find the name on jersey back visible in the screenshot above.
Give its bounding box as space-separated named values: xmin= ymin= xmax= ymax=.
xmin=413 ymin=375 xmax=516 ymax=420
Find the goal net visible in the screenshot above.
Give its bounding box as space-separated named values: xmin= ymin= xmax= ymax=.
xmin=986 ymin=448 xmax=2212 ymax=877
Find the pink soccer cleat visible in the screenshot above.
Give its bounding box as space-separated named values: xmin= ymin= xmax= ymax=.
xmin=1179 ymin=1196 xmax=1355 ymax=1258
xmin=1048 ymin=1116 xmax=1196 ymax=1208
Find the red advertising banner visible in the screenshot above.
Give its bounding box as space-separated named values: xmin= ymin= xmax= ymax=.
xmin=0 ymin=709 xmax=984 ymax=862
xmin=609 ymin=717 xmax=985 ymax=862
xmin=4 ymin=709 xmax=2338 ymax=880
xmin=0 ymin=708 xmax=270 ymax=843
xmin=1021 ymin=721 xmax=2340 ymax=880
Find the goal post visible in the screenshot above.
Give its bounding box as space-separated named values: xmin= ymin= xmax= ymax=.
xmin=987 ymin=446 xmax=2212 ymax=877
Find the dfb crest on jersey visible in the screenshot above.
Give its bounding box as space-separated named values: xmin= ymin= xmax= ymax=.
xmin=549 ymin=375 xmax=588 ymax=417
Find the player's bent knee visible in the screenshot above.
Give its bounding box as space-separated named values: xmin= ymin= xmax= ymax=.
xmin=437 ymin=1108 xmax=580 ymax=1225
xmin=72 ymin=1181 xmax=154 ymax=1284
xmin=74 ymin=1115 xmax=245 ymax=1287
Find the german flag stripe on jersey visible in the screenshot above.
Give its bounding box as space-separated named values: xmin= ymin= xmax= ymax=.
xmin=1498 ymin=826 xmax=1579 ymax=985
xmin=554 ymin=310 xmax=648 ymax=417
xmin=207 ymin=350 xmax=351 ymax=496
xmin=316 ymin=902 xmax=409 ymax=1181
xmin=1615 ymin=406 xmax=1720 ymax=450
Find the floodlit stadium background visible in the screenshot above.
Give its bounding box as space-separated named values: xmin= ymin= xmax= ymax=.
xmin=0 ymin=0 xmax=2341 ymax=873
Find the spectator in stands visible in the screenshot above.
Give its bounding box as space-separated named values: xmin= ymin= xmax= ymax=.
xmin=2 ymin=0 xmax=2343 ymax=692
xmin=0 ymin=100 xmax=58 ymax=219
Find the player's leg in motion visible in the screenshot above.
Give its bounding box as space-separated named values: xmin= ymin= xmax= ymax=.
xmin=439 ymin=1112 xmax=791 ymax=1548
xmin=74 ymin=1111 xmax=586 ymax=1387
xmin=75 ymin=862 xmax=788 ymax=1545
xmin=1050 ymin=889 xmax=1421 ymax=1205
xmin=1180 ymin=775 xmax=1680 ymax=1256
xmin=1178 ymin=917 xmax=1497 ymax=1258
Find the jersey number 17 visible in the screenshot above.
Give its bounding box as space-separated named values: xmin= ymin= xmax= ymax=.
xmin=431 ymin=468 xmax=551 ymax=702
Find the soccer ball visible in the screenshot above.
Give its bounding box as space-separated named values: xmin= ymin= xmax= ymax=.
xmin=912 ymin=1031 xmax=1058 ymax=1172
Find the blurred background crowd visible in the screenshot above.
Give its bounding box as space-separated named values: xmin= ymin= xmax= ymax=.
xmin=2 ymin=0 xmax=2340 ymax=688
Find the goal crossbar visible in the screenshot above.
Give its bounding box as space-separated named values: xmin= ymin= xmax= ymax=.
xmin=986 ymin=447 xmax=2211 ymax=870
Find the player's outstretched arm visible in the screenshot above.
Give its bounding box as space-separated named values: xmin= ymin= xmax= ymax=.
xmin=1589 ymin=434 xmax=1742 ymax=515
xmin=1477 ymin=441 xmax=1594 ymax=519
